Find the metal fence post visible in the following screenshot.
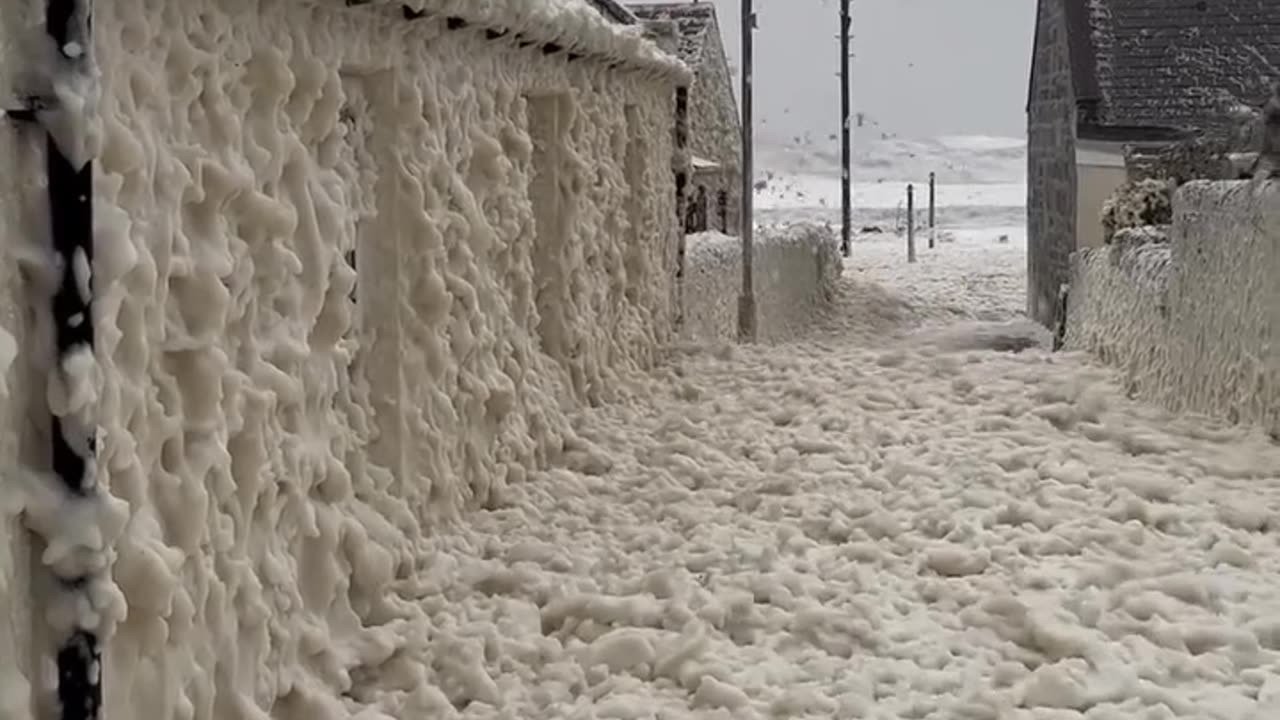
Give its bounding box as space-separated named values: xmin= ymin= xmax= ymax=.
xmin=928 ymin=171 xmax=935 ymax=249
xmin=906 ymin=184 xmax=916 ymax=263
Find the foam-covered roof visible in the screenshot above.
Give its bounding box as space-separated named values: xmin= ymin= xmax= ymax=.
xmin=587 ymin=0 xmax=638 ymax=24
xmin=349 ymin=0 xmax=689 ymax=80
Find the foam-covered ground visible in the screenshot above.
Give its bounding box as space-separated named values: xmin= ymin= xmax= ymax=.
xmin=378 ymin=228 xmax=1280 ymax=719
xmin=842 ymin=225 xmax=1030 ymax=325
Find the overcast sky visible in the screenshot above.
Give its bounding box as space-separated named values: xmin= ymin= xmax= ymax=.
xmin=706 ymin=0 xmax=1037 ymax=143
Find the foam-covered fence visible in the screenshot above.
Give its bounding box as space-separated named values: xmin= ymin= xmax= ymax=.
xmin=1066 ymin=181 xmax=1279 ymax=435
xmin=680 ymin=224 xmax=841 ymax=343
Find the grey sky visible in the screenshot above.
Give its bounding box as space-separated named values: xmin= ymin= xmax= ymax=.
xmin=707 ymin=0 xmax=1037 ymax=143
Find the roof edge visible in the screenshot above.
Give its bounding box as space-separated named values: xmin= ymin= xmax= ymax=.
xmin=1025 ymin=0 xmax=1043 ymax=113
xmin=588 ymin=0 xmax=637 ymax=25
xmin=351 ymin=0 xmax=691 ymax=81
xmin=1077 ymin=122 xmax=1192 ymax=143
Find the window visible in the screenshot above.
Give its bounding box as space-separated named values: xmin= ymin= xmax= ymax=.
xmin=685 ymin=184 xmax=708 ymax=234
xmin=675 ymin=86 xmax=689 ymax=150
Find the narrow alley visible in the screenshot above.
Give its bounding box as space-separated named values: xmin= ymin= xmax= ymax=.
xmin=4 ymin=2 xmax=1278 ymax=719
xmin=412 ymin=231 xmax=1280 ymax=719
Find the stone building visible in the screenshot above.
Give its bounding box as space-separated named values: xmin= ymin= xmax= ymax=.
xmin=1025 ymin=0 xmax=1280 ymax=328
xmin=631 ymin=2 xmax=743 ymax=236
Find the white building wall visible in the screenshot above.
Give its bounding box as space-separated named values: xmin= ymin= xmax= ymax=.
xmin=1075 ymin=140 xmax=1129 ymax=250
xmin=85 ymin=1 xmax=681 ymax=716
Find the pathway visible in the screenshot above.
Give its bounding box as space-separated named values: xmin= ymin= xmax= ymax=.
xmin=409 ymin=229 xmax=1280 ymax=720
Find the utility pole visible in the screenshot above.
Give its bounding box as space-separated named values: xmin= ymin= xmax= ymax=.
xmin=840 ymin=0 xmax=852 ymax=257
xmin=738 ymin=0 xmax=757 ymax=342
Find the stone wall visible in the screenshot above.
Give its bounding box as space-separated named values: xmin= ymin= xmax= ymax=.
xmin=1066 ymin=181 xmax=1279 ymax=436
xmin=680 ymin=224 xmax=841 ymax=344
xmin=1027 ymin=0 xmax=1078 ymax=327
xmin=1064 ymin=233 xmax=1173 ymax=394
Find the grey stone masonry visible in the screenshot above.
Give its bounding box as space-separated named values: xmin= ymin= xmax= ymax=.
xmin=1086 ymin=0 xmax=1280 ymax=131
xmin=1026 ymin=0 xmax=1077 ymax=327
xmin=631 ymin=3 xmax=742 ymax=236
xmin=686 ymin=21 xmax=742 ymax=236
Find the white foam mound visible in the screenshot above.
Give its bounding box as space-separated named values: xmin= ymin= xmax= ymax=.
xmin=89 ymin=1 xmax=679 ymax=716
xmin=680 ymin=224 xmax=840 ymax=344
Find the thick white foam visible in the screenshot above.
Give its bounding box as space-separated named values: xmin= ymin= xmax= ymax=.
xmin=90 ymin=1 xmax=680 ymax=716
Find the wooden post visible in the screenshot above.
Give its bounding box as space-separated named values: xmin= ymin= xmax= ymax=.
xmin=928 ymin=171 xmax=936 ymax=249
xmin=839 ymin=0 xmax=852 ymax=257
xmin=738 ymin=0 xmax=757 ymax=342
xmin=907 ymin=184 xmax=916 ymax=263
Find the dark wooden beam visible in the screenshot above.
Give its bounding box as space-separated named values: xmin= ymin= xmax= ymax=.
xmin=44 ymin=1 xmax=104 ymax=718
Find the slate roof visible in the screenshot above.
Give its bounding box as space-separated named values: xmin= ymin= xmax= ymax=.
xmin=627 ymin=2 xmax=718 ymax=66
xmin=1062 ymin=0 xmax=1280 ymax=133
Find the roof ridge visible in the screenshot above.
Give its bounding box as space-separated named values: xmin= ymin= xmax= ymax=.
xmin=626 ymin=1 xmax=719 ymax=67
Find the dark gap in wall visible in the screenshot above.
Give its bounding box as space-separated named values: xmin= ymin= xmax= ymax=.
xmin=675 ymin=86 xmax=689 ymax=150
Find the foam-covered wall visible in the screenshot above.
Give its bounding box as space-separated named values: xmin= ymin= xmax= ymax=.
xmin=1066 ymin=181 xmax=1279 ymax=436
xmin=680 ymin=224 xmax=841 ymax=344
xmin=1163 ymin=182 xmax=1279 ymax=433
xmin=1 ymin=0 xmax=52 ymax=712
xmin=89 ymin=1 xmax=680 ymax=716
xmin=1062 ymin=233 xmax=1173 ymax=396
